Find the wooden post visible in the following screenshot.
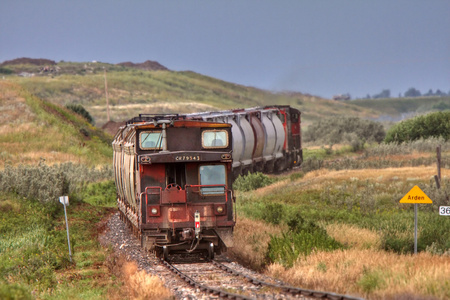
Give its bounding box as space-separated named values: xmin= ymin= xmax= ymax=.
xmin=434 ymin=175 xmax=441 ymax=189
xmin=437 ymin=145 xmax=441 ymax=182
xmin=104 ymin=68 xmax=110 ymax=122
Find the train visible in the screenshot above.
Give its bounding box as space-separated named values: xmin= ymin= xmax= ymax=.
xmin=112 ymin=105 xmax=302 ymax=259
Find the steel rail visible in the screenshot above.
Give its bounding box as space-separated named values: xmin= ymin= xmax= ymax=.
xmin=159 ymin=258 xmax=254 ymax=300
xmin=211 ymin=260 xmax=365 ymax=300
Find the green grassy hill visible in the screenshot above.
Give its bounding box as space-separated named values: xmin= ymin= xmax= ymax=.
xmin=0 ymin=81 xmax=112 ymax=167
xmin=2 ymin=59 xmax=379 ymax=127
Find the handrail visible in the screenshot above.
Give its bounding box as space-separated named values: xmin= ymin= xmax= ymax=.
xmin=142 ymin=185 xmax=230 ymax=206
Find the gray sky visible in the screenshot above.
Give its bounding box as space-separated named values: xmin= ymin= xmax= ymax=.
xmin=1 ymin=0 xmax=449 ymax=99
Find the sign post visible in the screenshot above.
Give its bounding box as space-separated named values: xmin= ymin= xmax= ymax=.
xmin=59 ymin=196 xmax=72 ymax=262
xmin=399 ymin=185 xmax=432 ymax=254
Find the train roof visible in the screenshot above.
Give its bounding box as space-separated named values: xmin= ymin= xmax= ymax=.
xmin=125 ymin=118 xmax=231 ymax=129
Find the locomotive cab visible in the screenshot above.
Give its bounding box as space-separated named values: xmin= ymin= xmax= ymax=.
xmin=114 ymin=116 xmax=235 ymax=259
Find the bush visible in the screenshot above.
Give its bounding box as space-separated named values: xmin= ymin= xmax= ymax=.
xmin=0 ymin=161 xmax=113 ymax=204
xmin=304 ymin=116 xmax=385 ymax=151
xmin=233 ymin=172 xmax=275 ymax=192
xmin=0 ymin=67 xmax=13 ymax=75
xmin=261 ymin=203 xmax=284 ymax=225
xmin=66 ymin=103 xmax=95 ymax=125
xmin=384 ymin=111 xmax=450 ymax=143
xmin=265 ymin=211 xmax=343 ymax=267
xmin=267 ymin=229 xmax=343 ymax=267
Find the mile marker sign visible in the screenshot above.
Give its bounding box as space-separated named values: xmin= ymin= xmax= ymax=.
xmin=399 ymin=185 xmax=432 ymax=204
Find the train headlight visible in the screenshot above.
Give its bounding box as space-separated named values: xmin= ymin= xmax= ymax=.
xmin=148 ymin=206 xmax=160 ymax=217
xmin=214 ymin=204 xmax=225 ymax=215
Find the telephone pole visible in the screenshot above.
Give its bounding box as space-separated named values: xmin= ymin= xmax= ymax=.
xmin=104 ymin=68 xmax=110 ymax=122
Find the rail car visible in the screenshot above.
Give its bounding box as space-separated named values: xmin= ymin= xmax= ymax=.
xmin=113 ymin=116 xmax=235 ymax=258
xmin=185 ymin=105 xmax=302 ymax=177
xmin=112 ymin=105 xmax=302 ymax=258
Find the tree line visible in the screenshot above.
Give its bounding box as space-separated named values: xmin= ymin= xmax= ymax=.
xmin=335 ymin=87 xmax=449 ymax=100
xmin=366 ymin=87 xmax=449 ymax=99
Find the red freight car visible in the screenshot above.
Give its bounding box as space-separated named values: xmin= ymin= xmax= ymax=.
xmin=113 ymin=115 xmax=235 ymax=259
xmin=112 ymin=106 xmax=302 ymax=259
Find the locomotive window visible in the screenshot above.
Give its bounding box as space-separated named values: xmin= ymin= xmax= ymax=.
xmin=199 ymin=165 xmax=226 ymax=195
xmin=202 ymin=130 xmax=228 ymax=149
xmin=291 ymin=113 xmax=298 ymax=122
xmin=140 ymin=131 xmax=162 ymax=150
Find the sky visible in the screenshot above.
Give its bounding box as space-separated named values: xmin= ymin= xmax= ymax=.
xmin=1 ymin=1 xmax=449 ymax=99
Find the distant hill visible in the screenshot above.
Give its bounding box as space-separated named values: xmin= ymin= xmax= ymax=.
xmin=1 ymin=58 xmax=380 ymax=127
xmin=1 ymin=57 xmax=56 ymax=66
xmin=116 ymin=60 xmax=168 ymax=71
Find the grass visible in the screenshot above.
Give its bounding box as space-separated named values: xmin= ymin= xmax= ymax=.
xmin=266 ymin=250 xmax=450 ymax=299
xmin=0 ymin=81 xmax=112 ymax=167
xmin=0 ymin=188 xmax=171 ymax=300
xmin=0 ymin=192 xmax=111 ymax=298
xmin=231 ymin=141 xmax=450 ymax=299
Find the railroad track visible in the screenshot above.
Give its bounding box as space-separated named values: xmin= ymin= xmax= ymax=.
xmin=160 ymin=256 xmax=364 ymax=300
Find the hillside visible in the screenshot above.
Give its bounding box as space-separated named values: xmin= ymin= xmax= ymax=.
xmin=1 ymin=59 xmax=449 ymax=300
xmin=0 ymin=81 xmax=112 ymax=167
xmin=352 ymin=96 xmax=450 ymax=122
xmin=1 ymin=59 xmax=380 ymax=127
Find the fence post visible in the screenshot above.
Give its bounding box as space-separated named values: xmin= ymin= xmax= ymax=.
xmin=437 ymin=145 xmax=441 ymax=182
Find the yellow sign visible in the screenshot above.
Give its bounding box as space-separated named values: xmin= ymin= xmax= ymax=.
xmin=400 ymin=185 xmax=432 ymax=204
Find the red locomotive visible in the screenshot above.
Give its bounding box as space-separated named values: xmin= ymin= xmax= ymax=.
xmin=112 ymin=106 xmax=302 ymax=258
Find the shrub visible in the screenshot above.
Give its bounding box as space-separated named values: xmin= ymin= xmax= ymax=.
xmin=266 ymin=211 xmax=343 ymax=267
xmin=261 ymin=203 xmax=284 ymax=225
xmin=0 ymin=67 xmax=13 ymax=75
xmin=357 ymin=268 xmax=386 ymax=293
xmin=0 ymin=161 xmax=113 ymax=204
xmin=267 ymin=230 xmax=343 ymax=267
xmin=304 ymin=116 xmax=385 ymax=150
xmin=233 ymin=172 xmax=275 ymax=191
xmin=384 ymin=111 xmax=450 ymax=143
xmin=66 ymin=103 xmax=95 ymax=125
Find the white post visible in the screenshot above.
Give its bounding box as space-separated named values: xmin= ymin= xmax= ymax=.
xmin=60 ymin=196 xmax=72 ymax=262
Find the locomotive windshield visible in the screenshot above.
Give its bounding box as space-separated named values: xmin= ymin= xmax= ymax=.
xmin=202 ymin=130 xmax=228 ymax=148
xmin=199 ymin=164 xmax=226 ymax=195
xmin=140 ymin=131 xmax=162 ymax=150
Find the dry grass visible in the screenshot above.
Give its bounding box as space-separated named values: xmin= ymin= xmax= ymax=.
xmin=248 ymin=167 xmax=448 ymax=199
xmin=365 ymin=152 xmax=434 ymax=162
xmin=297 ymin=167 xmax=448 ymax=190
xmin=229 ymin=217 xmax=286 ymax=270
xmin=121 ymin=261 xmax=172 ymax=300
xmin=266 ymin=249 xmax=450 ymax=299
xmin=325 ymin=223 xmax=382 ymax=250
xmin=90 ymin=101 xmax=219 ymax=126
xmin=0 ymin=81 xmax=35 ymax=126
